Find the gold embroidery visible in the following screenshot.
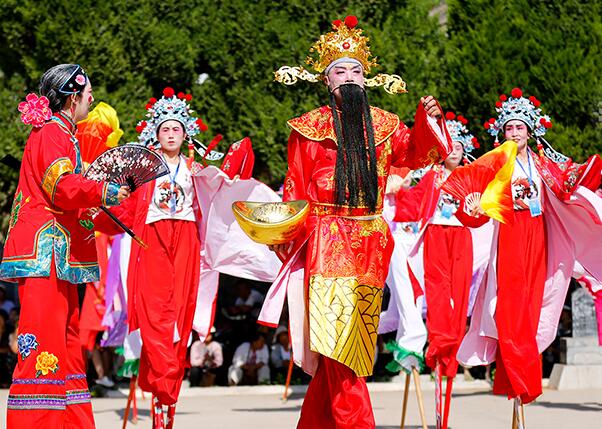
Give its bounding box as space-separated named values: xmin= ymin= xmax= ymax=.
xmin=41 ymin=158 xmax=74 ymax=202
xmin=288 ymin=106 xmax=399 ymax=146
xmin=309 ymin=275 xmax=383 ymax=377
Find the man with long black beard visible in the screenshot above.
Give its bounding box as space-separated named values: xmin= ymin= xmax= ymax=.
xmin=259 ymin=16 xmax=452 ymax=428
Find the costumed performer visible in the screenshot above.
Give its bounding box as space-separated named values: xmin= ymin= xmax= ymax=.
xmin=259 ymin=16 xmax=452 ymax=429
xmin=0 ymin=64 xmax=130 ymax=429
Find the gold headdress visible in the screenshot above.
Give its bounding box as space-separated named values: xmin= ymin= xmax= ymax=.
xmin=275 ymin=16 xmax=407 ymax=95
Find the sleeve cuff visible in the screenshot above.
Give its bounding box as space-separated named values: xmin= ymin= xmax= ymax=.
xmin=102 ymin=183 xmax=121 ymax=207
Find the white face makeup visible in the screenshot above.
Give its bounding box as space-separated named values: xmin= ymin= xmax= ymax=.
xmin=157 ymin=120 xmax=186 ymax=156
xmin=504 ymin=119 xmax=531 ymax=152
xmin=325 ymin=62 xmax=365 ymax=93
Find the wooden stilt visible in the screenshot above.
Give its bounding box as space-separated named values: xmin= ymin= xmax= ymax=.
xmin=399 ymin=371 xmax=411 ymax=429
xmin=121 ymin=377 xmax=136 ymax=429
xmin=412 ymin=367 xmax=428 ymax=429
xmin=435 ymin=364 xmax=443 ymax=429
xmin=165 ymin=404 xmax=176 ymax=429
xmin=512 ymin=403 xmax=518 ymax=429
xmin=132 ymin=375 xmax=138 ymax=424
xmin=520 ymin=402 xmax=526 ymax=429
xmin=282 ymin=357 xmax=295 ymax=402
xmin=442 ymin=376 xmax=454 ymax=429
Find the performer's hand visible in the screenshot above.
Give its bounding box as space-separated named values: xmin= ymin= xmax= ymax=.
xmin=117 ymin=186 xmax=131 ymax=203
xmin=420 ymin=95 xmax=442 ymax=119
xmin=268 ymin=243 xmax=291 ymax=254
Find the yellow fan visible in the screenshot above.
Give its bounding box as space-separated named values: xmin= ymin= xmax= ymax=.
xmin=442 ymin=140 xmax=517 ymax=224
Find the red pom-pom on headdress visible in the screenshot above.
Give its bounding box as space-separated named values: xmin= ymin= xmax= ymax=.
xmin=445 ymin=111 xmax=456 ymax=120
xmin=196 ymin=118 xmax=208 ymax=132
xmin=344 ymin=15 xmax=358 ymax=28
xmin=458 ymin=115 xmax=468 ymax=125
xmin=499 ymin=94 xmax=507 ymax=101
xmin=145 ymin=103 xmax=153 ymax=110
xmin=332 ymin=19 xmax=342 ymax=28
xmin=184 ymin=93 xmax=193 ymax=102
xmin=511 ymin=87 xmax=523 ymax=98
xmin=496 ymin=101 xmax=503 ymax=108
xmin=163 ymin=87 xmax=175 ymax=98
xmin=135 ymin=120 xmax=147 ymax=133
xmin=149 ymin=97 xmax=157 ymax=105
xmin=177 ymin=92 xmax=185 ymax=99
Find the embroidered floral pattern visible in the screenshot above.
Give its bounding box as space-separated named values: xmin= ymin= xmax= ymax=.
xmin=35 ymin=351 xmax=59 ymax=377
xmin=7 ymin=191 xmax=30 ymax=238
xmin=17 ymin=333 xmax=38 ymax=360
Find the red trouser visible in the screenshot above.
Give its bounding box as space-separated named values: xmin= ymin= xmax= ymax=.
xmin=423 ymin=224 xmax=472 ymax=377
xmin=494 ymin=210 xmax=546 ymax=404
xmin=297 ymin=356 xmax=375 ymax=429
xmin=134 ymin=219 xmax=200 ymax=405
xmin=7 ymin=264 xmax=95 ymax=429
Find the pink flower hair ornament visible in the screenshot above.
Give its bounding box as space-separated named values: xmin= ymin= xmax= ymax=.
xmin=18 ymin=93 xmax=52 ymax=128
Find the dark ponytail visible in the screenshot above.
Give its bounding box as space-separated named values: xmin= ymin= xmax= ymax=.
xmin=39 ymin=64 xmax=80 ymax=112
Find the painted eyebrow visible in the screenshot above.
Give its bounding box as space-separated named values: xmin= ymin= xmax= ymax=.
xmin=333 ymin=65 xmax=362 ymax=71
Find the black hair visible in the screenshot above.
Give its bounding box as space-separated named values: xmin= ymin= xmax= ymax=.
xmin=330 ymin=83 xmax=378 ymax=211
xmin=39 ymin=64 xmax=82 ymax=112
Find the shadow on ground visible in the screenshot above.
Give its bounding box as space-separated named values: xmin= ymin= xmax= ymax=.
xmin=531 ymin=401 xmax=602 ymax=412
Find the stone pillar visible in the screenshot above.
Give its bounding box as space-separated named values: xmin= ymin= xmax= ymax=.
xmin=549 ymin=287 xmax=602 ymax=389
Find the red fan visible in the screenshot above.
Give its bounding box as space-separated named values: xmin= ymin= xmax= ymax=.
xmin=85 ymin=145 xmax=169 ymax=248
xmin=442 ymin=140 xmax=517 ymax=224
xmin=84 ymin=145 xmax=169 ymax=192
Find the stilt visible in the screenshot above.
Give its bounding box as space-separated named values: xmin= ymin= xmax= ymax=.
xmin=122 ymin=376 xmax=137 ymax=429
xmin=412 ymin=367 xmax=428 ymax=429
xmin=282 ymin=357 xmax=294 ymax=402
xmin=152 ymin=395 xmax=165 ymax=429
xmin=513 ymin=397 xmax=525 ymax=429
xmin=435 ymin=364 xmax=443 ymax=429
xmin=132 ymin=375 xmax=138 ymax=424
xmin=165 ymin=404 xmax=176 ymax=429
xmin=399 ymin=371 xmax=411 ymax=429
xmin=442 ymin=376 xmax=454 ymax=429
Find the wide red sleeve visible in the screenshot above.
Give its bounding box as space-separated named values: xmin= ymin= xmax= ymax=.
xmin=391 ymin=102 xmax=452 ymax=169
xmin=37 ymin=125 xmax=120 ymax=210
xmin=394 ymin=171 xmax=433 ymax=222
xmin=282 ymin=130 xmax=312 ymax=202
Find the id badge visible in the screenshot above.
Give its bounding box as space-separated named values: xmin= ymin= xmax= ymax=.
xmin=441 ymin=203 xmax=454 ymax=219
xmin=528 ymin=197 xmax=542 ymax=217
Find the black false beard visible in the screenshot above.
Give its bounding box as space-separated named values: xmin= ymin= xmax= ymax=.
xmin=330 ymin=83 xmax=378 ymax=212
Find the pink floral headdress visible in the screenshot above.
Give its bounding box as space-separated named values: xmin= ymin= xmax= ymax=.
xmin=18 ymin=93 xmax=52 ymax=128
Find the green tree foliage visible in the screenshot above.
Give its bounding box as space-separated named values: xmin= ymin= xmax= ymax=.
xmin=442 ymin=0 xmax=602 ymax=157
xmin=0 ymin=0 xmax=599 ymax=238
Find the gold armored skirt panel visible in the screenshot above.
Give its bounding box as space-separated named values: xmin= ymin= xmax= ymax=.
xmin=309 ymin=274 xmax=383 ymax=377
xmin=232 ymin=200 xmax=309 ymax=245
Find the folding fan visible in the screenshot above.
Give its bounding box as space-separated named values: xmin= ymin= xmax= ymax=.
xmin=85 ymin=144 xmax=169 ymax=192
xmin=442 ymin=140 xmax=517 ymax=224
xmin=85 ymin=144 xmax=169 ymax=248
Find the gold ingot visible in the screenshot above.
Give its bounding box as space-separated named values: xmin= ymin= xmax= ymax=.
xmin=231 ymin=200 xmax=309 ymax=245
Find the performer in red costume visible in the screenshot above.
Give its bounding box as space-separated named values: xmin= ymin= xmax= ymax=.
xmin=259 ymin=16 xmax=452 ymax=428
xmin=458 ymin=88 xmax=602 ymax=425
xmin=106 ymin=88 xmax=209 ymax=429
xmin=392 ymin=112 xmax=481 ymax=429
xmin=0 ymin=64 xmax=129 ymax=429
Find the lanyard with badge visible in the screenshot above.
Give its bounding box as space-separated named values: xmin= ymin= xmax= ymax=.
xmin=440 ymin=170 xmax=456 ymax=219
xmin=515 ymin=150 xmax=542 ymax=217
xmin=163 ymin=155 xmax=181 ymax=214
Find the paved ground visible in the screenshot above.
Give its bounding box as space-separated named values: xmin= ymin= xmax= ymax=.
xmin=1 ymin=381 xmax=600 ymax=428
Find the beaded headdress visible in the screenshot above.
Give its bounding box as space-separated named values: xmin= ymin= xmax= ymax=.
xmin=274 ymin=16 xmax=407 ymax=95
xmin=484 ymin=87 xmax=552 ymax=143
xmin=445 ymin=111 xmax=479 ymax=162
xmin=135 ymin=87 xmax=207 ymax=148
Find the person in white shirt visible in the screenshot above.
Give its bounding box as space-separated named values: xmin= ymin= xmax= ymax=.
xmin=189 ymin=329 xmax=223 ymax=387
xmin=228 ymin=332 xmax=270 ymax=385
